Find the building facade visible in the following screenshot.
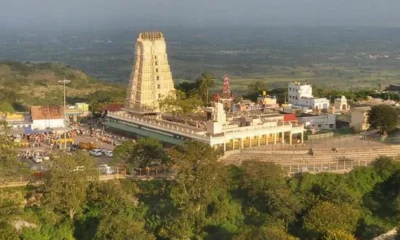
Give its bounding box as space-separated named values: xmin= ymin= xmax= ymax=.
xmin=125 ymin=32 xmax=175 ymax=113
xmin=334 ymin=96 xmax=350 ymax=111
xmin=288 ymin=82 xmax=330 ymax=111
xmin=31 ymin=106 xmax=65 ymax=130
xmin=350 ymin=107 xmax=371 ymax=132
xmin=298 ymin=113 xmax=336 ymax=130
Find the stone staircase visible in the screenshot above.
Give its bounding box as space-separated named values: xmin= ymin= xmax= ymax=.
xmin=223 ymin=145 xmax=400 ymax=166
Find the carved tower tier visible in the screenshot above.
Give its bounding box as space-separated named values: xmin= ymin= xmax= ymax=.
xmin=125 ymin=32 xmax=175 ymax=113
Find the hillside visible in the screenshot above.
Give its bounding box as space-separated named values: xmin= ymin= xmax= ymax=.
xmin=0 ymin=61 xmax=126 ymax=111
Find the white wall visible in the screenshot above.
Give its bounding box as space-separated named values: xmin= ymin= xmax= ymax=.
xmin=288 ymin=83 xmax=313 ymax=105
xmin=298 ymin=114 xmax=336 ymax=130
xmin=31 ymin=119 xmax=65 ymax=130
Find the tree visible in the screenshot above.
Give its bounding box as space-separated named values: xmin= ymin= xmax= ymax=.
xmin=234 ymin=225 xmax=297 ymax=240
xmin=323 ymin=229 xmax=356 ymax=240
xmin=169 ymin=142 xmax=224 ymax=211
xmin=40 ymin=152 xmax=97 ymax=220
xmin=196 ymin=72 xmax=215 ymax=104
xmin=303 ymin=201 xmax=360 ymax=236
xmin=0 ymin=102 xmax=15 ymax=114
xmin=112 ymin=140 xmax=137 ymax=165
xmin=95 ymin=213 xmax=155 ymax=240
xmin=247 ymin=81 xmax=267 ymax=94
xmin=128 ymin=138 xmax=170 ymax=169
xmin=368 ymin=105 xmax=399 ymax=134
xmin=239 ymin=161 xmax=301 ymax=226
xmin=176 ymin=81 xmax=198 ymax=97
xmin=0 ymin=123 xmax=29 ymax=179
xmin=162 ymin=142 xmax=225 ymax=238
xmin=84 ymin=181 xmax=155 ymax=240
xmin=159 ymin=89 xmax=203 ymax=118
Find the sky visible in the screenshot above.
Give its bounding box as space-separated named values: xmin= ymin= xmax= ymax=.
xmin=1 ymin=0 xmax=400 ymax=30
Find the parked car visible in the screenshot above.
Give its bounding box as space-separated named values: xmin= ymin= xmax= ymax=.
xmin=32 ymin=156 xmax=43 ymax=163
xmin=105 ymin=150 xmax=113 ymax=158
xmin=98 ymin=164 xmax=115 ymax=175
xmin=89 ymin=149 xmax=102 ymax=157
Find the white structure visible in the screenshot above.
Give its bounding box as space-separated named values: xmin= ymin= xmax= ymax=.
xmin=350 ymin=107 xmax=371 ymax=132
xmin=298 ymin=113 xmax=336 ymax=130
xmin=125 ymin=32 xmax=175 ymax=113
xmin=334 ymin=96 xmax=350 ymax=111
xmin=31 ymin=106 xmax=65 ymax=130
xmin=288 ymin=82 xmax=330 ymax=111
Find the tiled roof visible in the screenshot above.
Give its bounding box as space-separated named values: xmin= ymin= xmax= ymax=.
xmin=283 ymin=113 xmax=298 ymax=122
xmin=104 ymin=103 xmax=123 ymax=112
xmin=31 ymin=106 xmax=64 ymax=120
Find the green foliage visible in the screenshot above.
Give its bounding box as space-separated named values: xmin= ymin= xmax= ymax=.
xmin=304 ymin=201 xmax=360 ymax=237
xmin=234 ymin=225 xmax=297 ymax=240
xmin=0 ymin=102 xmax=15 ymax=113
xmin=3 ymin=146 xmax=400 ymax=239
xmin=323 ymin=229 xmax=356 ymax=240
xmin=40 ymin=152 xmax=98 ymax=220
xmin=114 ymin=138 xmax=170 ymax=168
xmin=196 ymin=72 xmax=215 ymax=104
xmin=112 ymin=140 xmax=136 ymax=164
xmin=159 ymin=89 xmax=203 ymax=117
xmin=368 ymin=104 xmax=399 ymax=134
xmin=247 ymin=80 xmax=267 ymax=94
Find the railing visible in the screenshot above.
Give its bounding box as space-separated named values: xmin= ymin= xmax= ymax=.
xmin=281 ymin=159 xmax=373 ymax=175
xmin=0 ymin=166 xmax=178 ymax=188
xmin=108 ymin=112 xmax=211 ymax=141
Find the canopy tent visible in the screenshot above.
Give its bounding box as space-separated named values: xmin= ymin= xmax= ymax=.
xmin=23 ymin=127 xmax=52 ymax=134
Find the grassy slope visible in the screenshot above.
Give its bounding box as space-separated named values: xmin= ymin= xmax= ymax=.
xmin=0 ymin=61 xmax=126 ymax=110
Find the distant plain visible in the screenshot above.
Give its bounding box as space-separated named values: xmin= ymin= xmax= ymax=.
xmin=1 ymin=26 xmax=400 ymax=93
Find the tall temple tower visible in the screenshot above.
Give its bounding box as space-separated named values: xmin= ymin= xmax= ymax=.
xmin=125 ymin=32 xmax=175 ymax=113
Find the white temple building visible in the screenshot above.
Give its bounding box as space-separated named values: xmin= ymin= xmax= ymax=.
xmin=288 ymin=82 xmax=330 ymax=111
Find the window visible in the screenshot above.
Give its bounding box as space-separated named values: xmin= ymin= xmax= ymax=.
xmin=156 ymin=68 xmax=158 ymax=72
xmin=329 ymin=124 xmax=334 ymax=128
xmin=158 ymin=94 xmax=161 ymax=98
xmin=318 ymin=124 xmax=322 ymax=128
xmin=155 ymin=61 xmax=158 ymax=66
xmin=157 ymin=84 xmax=160 ymax=89
xmin=155 ymin=55 xmax=157 ymax=59
xmin=157 ymin=76 xmax=159 ymax=80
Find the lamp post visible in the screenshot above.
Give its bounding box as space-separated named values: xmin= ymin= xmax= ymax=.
xmin=58 ymin=78 xmax=71 ymax=150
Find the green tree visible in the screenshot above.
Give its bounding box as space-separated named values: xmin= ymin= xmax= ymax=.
xmin=176 ymin=81 xmax=198 ymax=97
xmin=247 ymin=81 xmax=267 ymax=94
xmin=128 ymin=138 xmax=170 ymax=169
xmin=159 ymin=89 xmax=203 ymax=118
xmin=234 ymin=225 xmax=297 ymax=240
xmin=323 ymin=229 xmax=356 ymax=240
xmin=0 ymin=102 xmax=15 ymax=113
xmin=239 ymin=161 xmax=301 ymax=226
xmin=112 ymin=140 xmax=137 ymax=164
xmin=368 ymin=104 xmax=399 ymax=134
xmin=196 ymin=72 xmax=215 ymax=104
xmin=40 ymin=152 xmax=97 ymax=220
xmin=95 ymin=213 xmax=155 ymax=240
xmin=303 ymin=201 xmax=360 ymax=236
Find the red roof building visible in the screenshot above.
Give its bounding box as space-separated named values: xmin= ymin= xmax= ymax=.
xmin=104 ymin=103 xmax=123 ymax=112
xmin=283 ymin=113 xmax=298 ymax=123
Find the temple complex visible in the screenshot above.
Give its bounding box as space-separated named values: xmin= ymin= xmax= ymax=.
xmin=125 ymin=32 xmax=175 ymax=113
xmin=105 ymin=31 xmax=305 ymax=152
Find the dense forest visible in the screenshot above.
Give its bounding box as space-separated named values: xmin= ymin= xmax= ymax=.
xmin=1 ymin=137 xmax=400 ymax=240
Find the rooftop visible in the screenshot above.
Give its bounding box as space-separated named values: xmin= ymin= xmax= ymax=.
xmin=31 ymin=106 xmax=64 ymax=120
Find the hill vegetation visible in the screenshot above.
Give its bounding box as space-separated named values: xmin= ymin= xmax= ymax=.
xmin=0 ymin=61 xmax=126 ymax=112
xmin=2 ymin=137 xmax=400 ymax=239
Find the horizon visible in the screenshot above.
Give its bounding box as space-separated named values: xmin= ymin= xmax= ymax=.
xmin=1 ymin=0 xmax=400 ymax=31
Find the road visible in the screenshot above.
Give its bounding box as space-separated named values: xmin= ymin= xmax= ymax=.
xmin=19 ymin=134 xmax=117 ymax=170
